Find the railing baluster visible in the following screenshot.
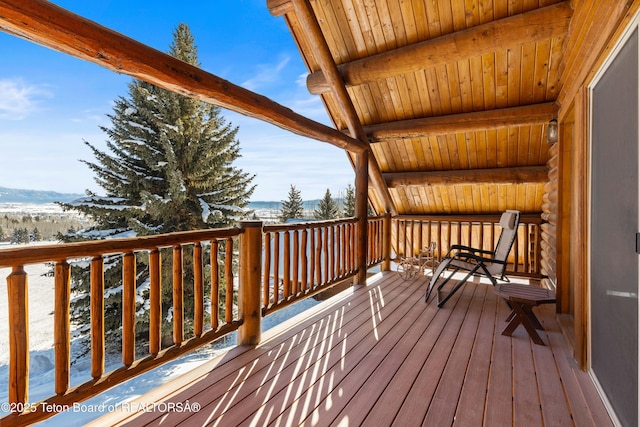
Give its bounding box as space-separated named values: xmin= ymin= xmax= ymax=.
xmin=90 ymin=256 xmax=104 ymax=379
xmin=309 ymin=228 xmax=315 ymax=289
xmin=283 ymin=231 xmax=291 ymax=299
xmin=7 ymin=265 xmax=29 ymax=407
xmin=316 ymin=227 xmax=323 ymax=285
xmin=301 ymin=229 xmax=308 ymax=292
xmin=263 ymin=232 xmax=271 ymax=307
xmin=173 ymin=245 xmax=184 ymax=345
xmin=122 ymin=251 xmax=136 ymax=366
xmin=149 ymin=249 xmax=161 ymax=355
xmin=54 ymin=261 xmax=71 ymax=395
xmin=323 ymin=226 xmax=329 ymax=285
xmin=293 ymin=230 xmax=299 ymax=295
xmin=210 ymin=240 xmax=219 ymax=330
xmin=273 ymin=234 xmax=280 ymax=304
xmin=225 ymin=237 xmax=234 ymax=323
xmin=194 ymin=242 xmax=204 ymax=337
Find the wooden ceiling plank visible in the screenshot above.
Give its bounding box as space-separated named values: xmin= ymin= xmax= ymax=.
xmin=388 ymin=0 xmax=409 ymax=48
xmin=507 ymin=45 xmax=522 ymax=106
xmin=414 ymin=69 xmax=434 ymax=117
xmin=306 ymin=1 xmax=571 ymax=94
xmin=482 ymin=52 xmax=497 ymax=110
xmin=398 ymin=0 xmax=418 ymax=45
xmin=446 ymin=62 xmax=463 ymax=112
xmin=342 ymin=0 xmax=370 ymax=57
xmin=436 ymin=64 xmax=454 ymax=115
xmin=520 ymin=42 xmax=537 ymax=104
xmin=546 ymin=36 xmax=564 ymax=100
xmin=470 ymin=55 xmax=486 ymax=110
xmin=464 ymin=0 xmax=480 ymax=28
xmin=456 ymin=58 xmax=473 ymax=112
xmin=485 ymin=129 xmax=498 ymax=168
xmin=437 ymin=0 xmax=456 ymax=34
xmin=404 ymin=71 xmax=423 ymax=120
xmin=364 ymin=102 xmax=557 ymax=141
xmin=425 ymin=67 xmax=444 ymax=116
xmin=456 ymin=133 xmax=470 ymax=169
xmin=479 ymin=0 xmax=495 ymax=24
xmin=0 ymin=0 xmax=368 ymax=154
xmin=494 ymin=0 xmax=509 ymax=20
xmin=533 ymin=39 xmax=552 ymax=102
xmin=495 ymin=50 xmax=509 ymax=108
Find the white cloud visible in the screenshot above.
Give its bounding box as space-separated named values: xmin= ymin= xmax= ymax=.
xmin=241 ymin=55 xmax=291 ymax=91
xmin=0 ymin=78 xmax=52 ymax=120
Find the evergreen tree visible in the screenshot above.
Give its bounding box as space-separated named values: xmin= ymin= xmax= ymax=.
xmin=314 ymin=188 xmax=339 ymax=220
xmin=59 ymin=23 xmax=255 ymax=354
xmin=280 ymin=185 xmax=304 ymax=223
xmin=32 ymin=227 xmax=41 ymax=242
xmin=343 ymin=184 xmax=356 ymax=217
xmin=0 ymin=225 xmax=4 ymax=240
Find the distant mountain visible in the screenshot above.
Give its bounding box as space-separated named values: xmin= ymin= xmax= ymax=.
xmin=0 ymin=187 xmax=85 ymax=204
xmin=0 ymin=187 xmax=332 ymax=208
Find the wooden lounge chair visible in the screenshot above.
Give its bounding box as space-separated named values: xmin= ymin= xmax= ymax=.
xmin=426 ymin=210 xmax=520 ymax=307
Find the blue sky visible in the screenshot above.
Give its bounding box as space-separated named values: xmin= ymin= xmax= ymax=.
xmin=0 ymin=0 xmax=354 ymax=201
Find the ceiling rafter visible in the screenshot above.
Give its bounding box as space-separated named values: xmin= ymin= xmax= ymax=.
xmin=304 ymin=1 xmax=572 ymax=95
xmin=384 ymin=166 xmax=548 ymax=188
xmin=288 ymin=0 xmax=396 ymax=214
xmin=364 ymin=103 xmax=558 ymax=142
xmin=0 ymin=0 xmax=368 ymax=154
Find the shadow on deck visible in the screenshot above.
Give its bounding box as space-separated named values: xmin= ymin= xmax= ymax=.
xmin=91 ymin=271 xmax=611 ymax=426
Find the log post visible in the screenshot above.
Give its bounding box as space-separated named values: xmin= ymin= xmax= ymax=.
xmin=382 ymin=213 xmax=392 ymax=271
xmin=238 ymin=221 xmax=263 ymax=346
xmin=355 ymin=150 xmax=369 ymax=285
xmin=7 ymin=265 xmax=29 ymax=406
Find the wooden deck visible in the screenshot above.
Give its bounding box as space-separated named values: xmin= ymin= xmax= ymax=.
xmin=92 ymin=271 xmax=612 ymax=427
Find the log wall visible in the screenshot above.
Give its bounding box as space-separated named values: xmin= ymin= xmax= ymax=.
xmin=541 ymin=141 xmax=559 ymax=292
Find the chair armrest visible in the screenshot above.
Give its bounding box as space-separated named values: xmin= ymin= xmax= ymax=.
xmin=445 ymin=244 xmax=494 ymax=258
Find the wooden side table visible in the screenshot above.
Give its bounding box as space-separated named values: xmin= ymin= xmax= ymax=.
xmin=495 ymin=283 xmax=556 ymax=345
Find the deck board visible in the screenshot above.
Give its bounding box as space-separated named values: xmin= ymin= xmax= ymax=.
xmin=92 ymin=271 xmax=613 ymax=427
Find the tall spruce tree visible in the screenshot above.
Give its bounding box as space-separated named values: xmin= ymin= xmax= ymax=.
xmin=279 ymin=185 xmax=304 ymax=222
xmin=342 ymin=184 xmax=356 ymax=217
xmin=59 ymin=23 xmax=255 ymax=354
xmin=314 ymin=188 xmax=339 ymax=220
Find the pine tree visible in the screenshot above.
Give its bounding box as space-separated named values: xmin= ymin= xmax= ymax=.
xmin=59 ymin=23 xmax=255 ymax=354
xmin=314 ymin=188 xmax=339 ymax=220
xmin=280 ymin=185 xmax=304 ymax=223
xmin=343 ymin=184 xmax=356 ymax=217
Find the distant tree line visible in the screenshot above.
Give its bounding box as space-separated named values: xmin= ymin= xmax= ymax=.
xmin=279 ymin=183 xmax=356 ymax=223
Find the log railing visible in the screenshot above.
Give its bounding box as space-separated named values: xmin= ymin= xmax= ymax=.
xmin=1 ymin=217 xmax=389 ymax=425
xmin=392 ymin=214 xmax=544 ymax=277
xmin=1 ymin=227 xmax=243 ymax=425
xmin=262 ymin=218 xmax=359 ymax=315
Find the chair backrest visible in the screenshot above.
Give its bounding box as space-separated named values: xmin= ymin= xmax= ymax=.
xmin=487 ymin=210 xmax=520 ymax=276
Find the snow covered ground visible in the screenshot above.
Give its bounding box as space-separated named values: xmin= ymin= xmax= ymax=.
xmin=0 ymin=241 xmax=319 ymax=425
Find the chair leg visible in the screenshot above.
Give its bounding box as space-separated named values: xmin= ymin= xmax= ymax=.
xmin=436 ymin=267 xmax=477 ymax=308
xmin=501 ymin=302 xmax=545 ymax=345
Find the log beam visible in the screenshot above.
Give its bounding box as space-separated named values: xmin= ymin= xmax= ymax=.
xmin=0 ymin=0 xmax=367 ymax=154
xmin=384 ymin=166 xmax=548 ymax=188
xmin=365 ymin=103 xmax=558 ymax=142
xmin=290 ymin=0 xmax=396 ymax=214
xmin=305 ymin=2 xmax=572 ymax=94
